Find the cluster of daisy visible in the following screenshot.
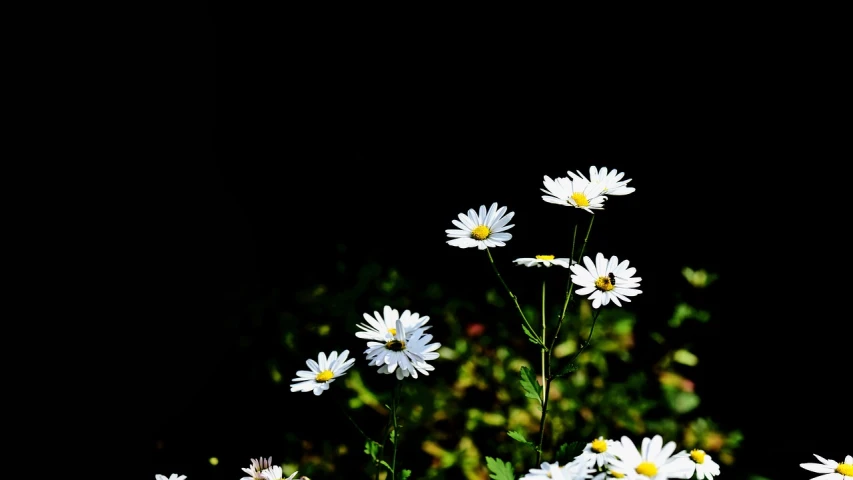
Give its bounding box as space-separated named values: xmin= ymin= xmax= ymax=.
xmin=156 ymin=457 xmax=306 ymax=480
xmin=157 ymin=162 xmax=851 ymax=479
xmin=357 ymin=305 xmax=441 ymax=380
xmin=446 ymin=166 xmax=634 ymax=251
xmin=446 ymin=166 xmax=642 ymax=309
xmin=239 ymin=456 xmax=301 ymax=480
xmin=522 ymin=435 xmax=721 ymax=480
xmin=800 ymin=453 xmax=853 ymax=480
xmin=290 ymin=305 xmax=441 ymax=395
xmin=511 ymin=252 xmax=642 ymax=309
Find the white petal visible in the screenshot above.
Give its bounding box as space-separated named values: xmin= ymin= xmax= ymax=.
xmin=306 ymin=359 xmax=320 ymax=372
xmin=456 ymin=212 xmax=477 ymax=230
xmin=446 ymin=227 xmax=470 ymax=238
xmin=800 ymin=463 xmax=833 ymax=473
xmin=448 ymin=238 xmax=479 ymax=248
xmin=654 ymin=440 xmax=676 ymax=465
xmin=327 ymin=350 xmax=339 ymax=368
xmin=595 ymin=253 xmax=608 ymax=277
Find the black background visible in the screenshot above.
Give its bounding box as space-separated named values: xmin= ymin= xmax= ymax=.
xmin=131 ymin=3 xmax=849 ymax=479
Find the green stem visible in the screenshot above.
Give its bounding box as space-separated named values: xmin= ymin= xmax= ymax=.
xmin=540 ymin=279 xmax=546 ymax=402
xmin=536 ymin=310 xmax=602 ymax=464
xmin=390 ymin=381 xmax=401 ymax=480
xmin=335 ymin=396 xmax=383 ymax=479
xmin=550 ymin=215 xmax=595 ymax=352
xmin=536 ymin=278 xmax=547 ymax=463
xmin=485 ymin=247 xmax=543 ymax=345
xmin=565 ymin=309 xmax=602 ymax=367
xmin=536 ymin=215 xmax=595 ymax=463
xmin=536 ymin=376 xmax=552 ymax=465
xmin=376 ymin=415 xmax=391 ymax=480
xmin=340 ymin=401 xmax=374 ymax=444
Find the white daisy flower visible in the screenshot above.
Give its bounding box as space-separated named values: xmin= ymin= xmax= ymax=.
xmin=521 ymin=461 xmax=566 ymax=479
xmin=446 ymin=202 xmax=515 ymax=249
xmin=567 ymin=166 xmax=635 ymax=196
xmin=241 ymin=457 xmax=273 ymax=480
xmin=563 ymin=460 xmax=597 ymax=479
xmin=687 ymin=449 xmax=720 ymax=479
xmin=570 ymin=253 xmax=642 ymax=309
xmin=608 ymin=435 xmax=694 ymax=479
xmin=541 ymin=175 xmax=607 ymax=213
xmin=364 ymin=319 xmax=440 ymax=380
xmin=290 ymin=350 xmax=356 ymax=396
xmin=260 ymin=466 xmax=299 ymax=480
xmin=355 ymin=305 xmax=431 ymax=342
xmin=800 ymin=453 xmax=853 ymax=479
xmin=513 ymin=255 xmax=575 ymax=268
xmin=575 ymin=436 xmax=622 ymax=469
xmin=155 ymin=475 xmax=186 ymax=480
xmin=522 ymin=460 xmax=595 ymax=480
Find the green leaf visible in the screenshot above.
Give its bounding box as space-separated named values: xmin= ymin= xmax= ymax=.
xmin=364 ymin=440 xmax=380 ymax=460
xmin=555 ymin=441 xmax=585 ymax=464
xmin=521 ymin=323 xmax=541 ymax=345
xmin=400 ymin=469 xmax=412 ymax=480
xmin=553 ymin=361 xmax=579 ymax=379
xmin=389 ymin=429 xmax=397 ymax=444
xmin=664 ymin=389 xmax=700 ymax=414
xmin=668 ymin=302 xmax=711 ymax=327
xmin=519 ymin=366 xmax=542 ymax=403
xmin=507 ymin=430 xmax=538 ymax=450
xmin=507 ymin=430 xmax=529 ymax=444
xmin=378 ymin=460 xmax=393 ymax=472
xmin=485 ymin=456 xmax=515 ymax=480
xmin=673 ymin=349 xmax=699 ymax=366
xmin=555 ymin=443 xmax=569 ymax=464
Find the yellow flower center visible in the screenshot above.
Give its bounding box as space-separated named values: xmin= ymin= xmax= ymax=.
xmin=636 ymin=461 xmax=658 ymax=477
xmin=471 ymin=225 xmax=490 ymax=240
xmin=570 ymin=192 xmax=590 ymax=207
xmin=386 ymin=339 xmax=406 ymax=351
xmin=594 ymin=273 xmax=616 ymax=291
xmin=610 ymin=472 xmax=625 ymax=479
xmin=315 ymin=370 xmax=334 ymax=382
xmin=837 ymin=463 xmax=853 ymax=476
xmin=690 ymin=449 xmax=706 ymax=464
xmin=535 ymin=255 xmax=555 ymax=260
xmin=388 ymin=328 xmax=397 ymax=336
xmin=591 ymin=438 xmax=608 ymax=453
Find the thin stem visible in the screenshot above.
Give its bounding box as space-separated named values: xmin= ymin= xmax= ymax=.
xmin=551 ymin=215 xmax=595 ymax=351
xmin=536 ymin=215 xmax=595 ymax=462
xmin=339 ymin=399 xmax=374 ymax=444
xmin=536 ymin=278 xmax=547 ymax=463
xmin=485 ymin=247 xmax=543 ymax=345
xmin=536 ymin=360 xmax=552 ymax=464
xmin=565 ymin=309 xmax=602 ymax=371
xmin=335 ymin=395 xmax=383 ymax=479
xmin=375 ymin=414 xmax=391 ymax=480
xmin=536 ymin=309 xmax=602 ymax=463
xmin=390 ymin=381 xmax=402 ymax=480
xmin=540 ymin=279 xmax=546 ymax=403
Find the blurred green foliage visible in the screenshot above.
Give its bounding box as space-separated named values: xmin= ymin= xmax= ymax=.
xmin=257 ymin=254 xmax=739 ymax=480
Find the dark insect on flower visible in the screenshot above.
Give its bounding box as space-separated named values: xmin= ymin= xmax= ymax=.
xmin=608 ymin=272 xmax=616 ymax=286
